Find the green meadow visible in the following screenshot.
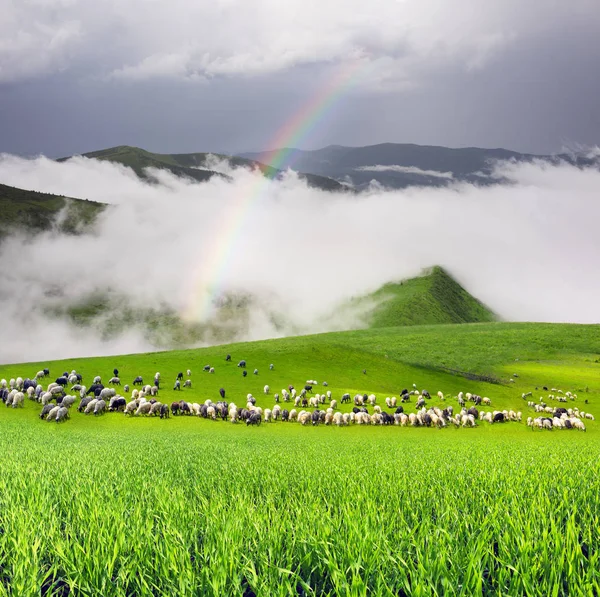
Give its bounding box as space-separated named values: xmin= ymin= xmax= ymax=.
xmin=0 ymin=322 xmax=599 ymax=596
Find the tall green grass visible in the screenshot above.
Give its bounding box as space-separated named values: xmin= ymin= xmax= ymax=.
xmin=0 ymin=422 xmax=597 ymax=596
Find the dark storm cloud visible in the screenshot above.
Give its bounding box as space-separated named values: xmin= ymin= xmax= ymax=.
xmin=0 ymin=0 xmax=599 ymax=155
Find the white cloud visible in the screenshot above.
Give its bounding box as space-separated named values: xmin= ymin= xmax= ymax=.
xmin=356 ymin=165 xmax=454 ymax=179
xmin=1 ymin=0 xmax=597 ymax=87
xmin=0 ymin=153 xmax=599 ymax=362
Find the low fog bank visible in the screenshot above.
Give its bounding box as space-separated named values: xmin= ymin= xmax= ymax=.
xmin=0 ymin=153 xmax=599 ymax=363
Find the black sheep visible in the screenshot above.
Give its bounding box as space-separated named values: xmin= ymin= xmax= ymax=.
xmin=238 ymin=360 xmax=246 ymax=368
xmin=177 ymin=372 xmax=184 ymax=381
xmin=225 ymin=354 xmax=231 ymax=361
xmin=242 ymin=370 xmax=247 ymax=377
xmin=55 ymin=376 xmax=68 ymax=387
xmin=493 ymin=412 xmax=505 ymax=423
xmin=133 ymin=376 xmax=143 ymax=386
xmin=219 ymin=387 xmax=226 ymax=399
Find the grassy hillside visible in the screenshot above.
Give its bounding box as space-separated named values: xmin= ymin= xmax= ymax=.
xmin=0 ymin=323 xmax=598 ymax=594
xmin=2 ymin=322 xmax=598 ymax=415
xmin=348 ymin=266 xmax=496 ymax=328
xmin=0 ymin=183 xmax=106 ymax=234
xmin=59 ymin=145 xmax=345 ymax=191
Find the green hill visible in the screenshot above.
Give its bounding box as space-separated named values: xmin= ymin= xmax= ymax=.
xmin=0 ymin=183 xmax=106 ymax=234
xmin=58 ymin=145 xmax=345 ymax=191
xmin=347 ymin=266 xmax=496 ymax=328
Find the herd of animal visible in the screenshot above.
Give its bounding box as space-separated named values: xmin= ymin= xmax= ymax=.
xmin=0 ymin=356 xmax=592 ymax=431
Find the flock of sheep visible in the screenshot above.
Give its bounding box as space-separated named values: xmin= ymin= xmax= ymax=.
xmin=0 ymin=358 xmax=592 ymax=432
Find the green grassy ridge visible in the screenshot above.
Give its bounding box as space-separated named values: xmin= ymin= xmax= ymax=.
xmin=352 ymin=266 xmax=496 ymax=328
xmin=1 ymin=322 xmax=598 ymax=426
xmin=0 ymin=183 xmax=106 ymax=234
xmin=44 ymin=266 xmax=497 ymax=351
xmin=59 ymin=145 xmax=345 ymax=191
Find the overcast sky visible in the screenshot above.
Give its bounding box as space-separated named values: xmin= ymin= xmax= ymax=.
xmin=1 ymin=0 xmax=599 ymax=157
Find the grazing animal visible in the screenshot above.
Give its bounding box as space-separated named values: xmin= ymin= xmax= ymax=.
xmin=133 ymin=376 xmax=143 ymax=386
xmin=242 ymin=370 xmax=247 ymax=377
xmin=177 ymin=372 xmax=184 ymax=381
xmin=238 ymin=360 xmax=246 ymax=368
xmin=226 ymin=354 xmax=231 ymax=361
xmin=173 ymin=380 xmax=181 ymax=391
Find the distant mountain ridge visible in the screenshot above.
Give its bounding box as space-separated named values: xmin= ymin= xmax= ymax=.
xmin=58 ymin=145 xmax=345 ymax=192
xmin=239 ymin=142 xmax=599 ymax=189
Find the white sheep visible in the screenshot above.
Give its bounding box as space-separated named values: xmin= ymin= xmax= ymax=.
xmin=124 ymin=400 xmax=138 ymax=415
xmin=264 ymin=409 xmax=272 ymax=422
xmin=187 ymin=369 xmax=191 ymax=377
xmin=93 ymin=376 xmax=102 ymax=385
xmin=330 ymin=399 xmax=337 ymax=410
xmin=135 ymin=401 xmax=152 ymax=416
xmin=11 ymin=392 xmax=24 ymax=408
xmin=84 ymin=399 xmax=98 ymax=414
xmin=46 ymin=405 xmax=61 ymax=421
xmin=183 ymin=380 xmax=191 ymax=388
xmin=264 ymin=385 xmax=270 ymax=395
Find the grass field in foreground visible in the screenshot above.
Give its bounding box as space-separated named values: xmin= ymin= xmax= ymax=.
xmin=0 ymin=322 xmax=599 ymax=595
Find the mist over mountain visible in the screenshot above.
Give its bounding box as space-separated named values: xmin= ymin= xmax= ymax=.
xmin=239 ymin=143 xmax=600 ymax=190
xmin=0 ymin=149 xmax=598 ymax=362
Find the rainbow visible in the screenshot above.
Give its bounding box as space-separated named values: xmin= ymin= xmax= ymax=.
xmin=183 ymin=59 xmax=366 ymax=323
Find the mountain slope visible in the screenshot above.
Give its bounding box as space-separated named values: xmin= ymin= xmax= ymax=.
xmin=59 ymin=145 xmax=345 ymax=191
xmin=239 ymin=142 xmax=599 ymax=189
xmin=347 ymin=266 xmax=496 ymax=328
xmin=0 ymin=183 xmax=106 ymax=234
